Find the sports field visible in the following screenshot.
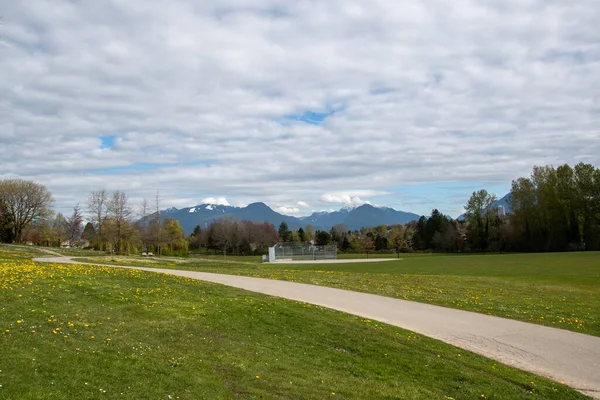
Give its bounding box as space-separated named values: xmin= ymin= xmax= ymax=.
xmin=0 ymin=248 xmax=587 ymax=399
xmin=73 ymin=251 xmax=600 ymax=337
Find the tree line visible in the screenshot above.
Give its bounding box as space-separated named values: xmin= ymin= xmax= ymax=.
xmin=0 ymin=184 xmax=189 ymax=255
xmin=1 ymin=162 xmax=599 ymax=254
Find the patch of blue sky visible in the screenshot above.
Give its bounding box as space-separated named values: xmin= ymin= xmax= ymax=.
xmin=388 ymin=181 xmax=511 ymax=218
xmin=283 ymin=104 xmax=346 ymax=125
xmin=285 ymin=110 xmax=334 ymax=125
xmin=92 ymin=160 xmax=208 ymax=174
xmin=189 ymin=160 xmax=209 ymax=166
xmin=100 ymin=135 xmax=116 ymax=149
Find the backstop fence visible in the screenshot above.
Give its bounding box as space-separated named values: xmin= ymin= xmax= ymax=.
xmin=268 ymin=242 xmax=337 ymax=262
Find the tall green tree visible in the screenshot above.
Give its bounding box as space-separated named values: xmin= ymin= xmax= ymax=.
xmin=298 ymin=227 xmax=306 ymax=242
xmin=414 ymin=216 xmax=428 ymax=250
xmin=0 ymin=199 xmax=15 ymax=242
xmin=81 ymin=222 xmax=97 ymax=244
xmin=278 ymin=221 xmax=291 ymax=242
xmin=162 ymin=218 xmax=188 ymax=256
xmin=188 ymin=225 xmax=202 ymax=250
xmin=510 ymin=163 xmax=600 ymax=251
xmin=464 ymin=190 xmax=497 ymax=251
xmin=315 ymin=230 xmax=331 ymax=246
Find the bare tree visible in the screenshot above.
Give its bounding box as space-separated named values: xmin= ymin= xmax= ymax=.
xmin=154 ymin=191 xmax=162 ymax=256
xmin=88 ymin=189 xmax=108 ymax=248
xmin=0 ymin=179 xmax=53 ymax=241
xmin=53 ymin=212 xmax=68 ymax=247
xmin=106 ymin=190 xmax=133 ymax=253
xmin=139 ymin=197 xmax=150 ymax=252
xmin=65 ymin=204 xmax=83 ymax=247
xmin=210 ymin=218 xmax=235 ymax=257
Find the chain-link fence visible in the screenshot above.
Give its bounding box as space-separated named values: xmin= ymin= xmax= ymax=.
xmin=270 ymin=242 xmax=337 ymax=261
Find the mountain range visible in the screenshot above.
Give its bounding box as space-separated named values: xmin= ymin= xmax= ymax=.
xmin=158 ymin=202 xmax=421 ymax=235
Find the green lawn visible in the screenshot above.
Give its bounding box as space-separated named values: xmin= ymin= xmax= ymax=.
xmin=72 ymin=251 xmax=600 ymax=337
xmin=0 ymin=250 xmax=586 ymax=399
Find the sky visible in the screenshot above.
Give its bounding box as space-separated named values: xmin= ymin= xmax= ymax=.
xmin=1 ymin=0 xmax=599 ymax=219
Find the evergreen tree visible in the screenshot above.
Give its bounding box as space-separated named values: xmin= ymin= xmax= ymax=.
xmin=81 ymin=222 xmax=97 ymax=244
xmin=278 ymin=221 xmax=291 ymax=242
xmin=0 ymin=200 xmax=15 ymax=243
xmin=315 ymin=230 xmax=331 ymax=246
xmin=298 ymin=227 xmax=306 ymax=242
xmin=65 ymin=205 xmax=84 ymax=247
xmin=340 ymin=235 xmax=351 ymax=251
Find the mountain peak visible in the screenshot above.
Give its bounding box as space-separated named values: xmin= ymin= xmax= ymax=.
xmin=246 ymin=202 xmax=270 ymax=209
xmin=154 ymin=201 xmax=420 ymax=234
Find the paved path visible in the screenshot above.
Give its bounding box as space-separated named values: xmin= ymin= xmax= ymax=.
xmin=34 ymin=256 xmax=600 ymax=398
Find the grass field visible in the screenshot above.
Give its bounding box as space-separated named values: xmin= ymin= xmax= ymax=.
xmin=0 ymin=249 xmax=586 ymax=399
xmin=72 ymin=251 xmax=600 ymax=337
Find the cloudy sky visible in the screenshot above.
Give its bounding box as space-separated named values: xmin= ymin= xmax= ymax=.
xmin=1 ymin=0 xmax=599 ymax=218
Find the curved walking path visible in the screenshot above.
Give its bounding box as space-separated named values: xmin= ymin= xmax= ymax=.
xmin=34 ymin=256 xmax=600 ymax=398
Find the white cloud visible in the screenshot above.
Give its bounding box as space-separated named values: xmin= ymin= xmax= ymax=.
xmin=200 ymin=197 xmax=230 ymax=206
xmin=275 ymin=206 xmax=300 ymax=215
xmin=321 ymin=194 xmax=371 ymax=206
xmin=0 ymin=0 xmax=598 ymax=218
xmin=297 ymin=201 xmax=309 ymax=207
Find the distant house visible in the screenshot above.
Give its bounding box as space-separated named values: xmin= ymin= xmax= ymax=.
xmin=60 ymin=239 xmax=90 ymax=248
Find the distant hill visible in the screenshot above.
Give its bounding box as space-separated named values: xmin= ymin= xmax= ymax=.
xmin=457 ymin=193 xmax=512 ymax=220
xmin=156 ymin=202 xmax=421 ymax=235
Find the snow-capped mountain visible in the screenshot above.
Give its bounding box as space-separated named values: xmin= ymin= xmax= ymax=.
xmin=154 ymin=202 xmax=420 ymax=235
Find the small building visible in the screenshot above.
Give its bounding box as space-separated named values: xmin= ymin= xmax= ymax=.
xmin=497 ymin=205 xmax=506 ymax=217
xmin=268 ymin=242 xmax=337 ymax=262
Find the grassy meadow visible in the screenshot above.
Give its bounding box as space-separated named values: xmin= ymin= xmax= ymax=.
xmin=72 ymin=251 xmax=600 ymax=337
xmin=0 ymin=248 xmax=588 ymax=399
